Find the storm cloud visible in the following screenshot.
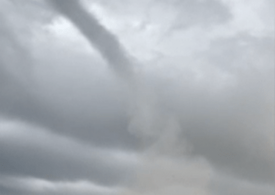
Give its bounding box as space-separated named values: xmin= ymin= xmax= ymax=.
xmin=0 ymin=0 xmax=274 ymax=194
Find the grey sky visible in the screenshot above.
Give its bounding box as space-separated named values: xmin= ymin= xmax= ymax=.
xmin=0 ymin=0 xmax=274 ymax=194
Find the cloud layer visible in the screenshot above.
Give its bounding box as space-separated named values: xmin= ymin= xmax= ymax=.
xmin=0 ymin=0 xmax=274 ymax=194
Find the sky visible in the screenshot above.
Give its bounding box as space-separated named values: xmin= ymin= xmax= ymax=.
xmin=0 ymin=0 xmax=274 ymax=194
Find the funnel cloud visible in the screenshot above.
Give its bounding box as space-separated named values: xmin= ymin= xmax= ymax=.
xmin=0 ymin=0 xmax=274 ymax=195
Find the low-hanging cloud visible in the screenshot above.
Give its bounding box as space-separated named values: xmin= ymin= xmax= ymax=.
xmin=0 ymin=0 xmax=274 ymax=194
xmin=47 ymin=0 xmax=214 ymax=194
xmin=48 ymin=0 xmax=134 ymax=79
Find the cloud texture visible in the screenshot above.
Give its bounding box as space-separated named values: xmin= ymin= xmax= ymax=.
xmin=0 ymin=0 xmax=274 ymax=194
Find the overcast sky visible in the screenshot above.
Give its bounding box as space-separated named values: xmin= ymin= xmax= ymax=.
xmin=0 ymin=0 xmax=274 ymax=194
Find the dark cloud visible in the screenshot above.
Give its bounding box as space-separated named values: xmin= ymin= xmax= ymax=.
xmin=0 ymin=176 xmax=119 ymax=195
xmin=0 ymin=121 xmax=136 ymax=186
xmin=0 ymin=16 xmax=137 ymax=150
xmin=157 ymin=34 xmax=275 ymax=184
xmin=0 ymin=0 xmax=274 ymax=194
xmin=48 ymin=0 xmax=134 ymax=79
xmin=1 ymin=0 xmax=138 ymax=150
